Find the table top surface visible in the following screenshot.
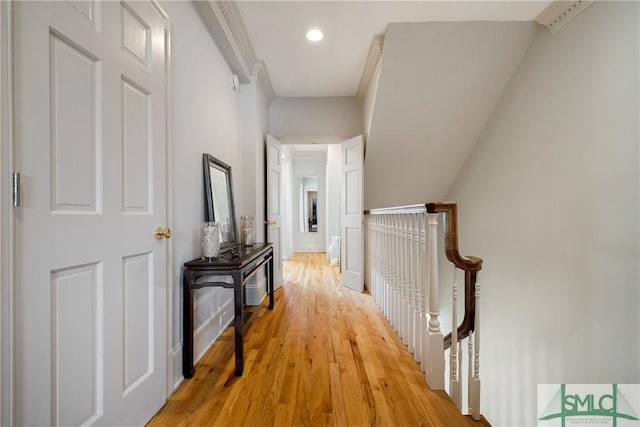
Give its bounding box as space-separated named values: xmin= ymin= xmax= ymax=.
xmin=184 ymin=243 xmax=273 ymax=269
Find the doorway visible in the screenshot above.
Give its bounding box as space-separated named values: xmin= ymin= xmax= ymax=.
xmin=266 ymin=136 xmax=364 ymax=293
xmin=286 ymin=145 xmax=329 ymax=254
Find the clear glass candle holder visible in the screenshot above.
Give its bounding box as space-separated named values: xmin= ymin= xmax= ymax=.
xmin=201 ymin=222 xmax=220 ymax=259
xmin=241 ymin=215 xmax=255 ymax=246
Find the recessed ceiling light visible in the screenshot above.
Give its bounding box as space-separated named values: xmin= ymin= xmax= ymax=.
xmin=306 ymin=28 xmax=324 ymax=42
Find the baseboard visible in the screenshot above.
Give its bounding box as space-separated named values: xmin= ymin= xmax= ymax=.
xmin=170 ymin=344 xmax=184 ymax=392
xmin=293 ymin=244 xmax=326 ymax=252
xmin=193 ymin=297 xmax=234 ymax=362
xmin=168 ymin=295 xmax=234 ymax=393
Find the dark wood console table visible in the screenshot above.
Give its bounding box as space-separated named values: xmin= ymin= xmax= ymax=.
xmin=182 ymin=243 xmax=274 ymax=378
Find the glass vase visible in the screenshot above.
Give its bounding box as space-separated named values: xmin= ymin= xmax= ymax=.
xmin=241 ymin=215 xmax=256 ymax=247
xmin=201 ymin=222 xmax=220 ymax=259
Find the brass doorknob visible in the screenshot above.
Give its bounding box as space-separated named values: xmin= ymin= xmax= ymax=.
xmin=155 ymin=226 xmax=172 ymax=240
xmin=264 ymin=220 xmax=276 ymax=226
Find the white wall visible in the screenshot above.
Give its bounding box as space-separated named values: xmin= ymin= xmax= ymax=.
xmin=291 ymin=155 xmax=326 ymax=252
xmin=363 ymin=21 xmax=537 ymax=209
xmin=281 ymin=146 xmax=294 ymax=260
xmin=270 ymin=97 xmax=362 ymax=138
xmin=239 ymin=81 xmax=270 ymax=305
xmin=161 ymin=1 xmax=269 ymax=390
xmin=239 ymin=82 xmax=269 ymax=245
xmin=444 ymin=3 xmax=639 ymax=425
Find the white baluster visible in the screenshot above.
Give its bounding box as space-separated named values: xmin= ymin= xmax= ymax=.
xmin=377 ymin=217 xmax=382 ymax=310
xmin=396 ymin=215 xmax=404 ymax=341
xmin=470 ymin=281 xmax=481 ymax=420
xmin=413 ymin=213 xmax=421 ymax=362
xmin=396 ymin=214 xmax=402 ymax=335
xmin=425 ymin=212 xmax=444 ymax=389
xmin=420 ymin=212 xmax=428 ymax=372
xmin=390 ymin=215 xmax=396 ymax=329
xmin=407 ymin=214 xmax=413 ymax=350
xmin=404 ymin=215 xmax=413 ymax=351
xmin=467 ymin=331 xmax=473 ymax=415
xmin=373 ymin=217 xmax=378 ymax=304
xmin=375 ymin=217 xmax=380 ymax=305
xmin=458 ymin=339 xmax=463 ymax=402
xmin=384 ymin=214 xmax=390 ymax=320
xmin=450 ymin=266 xmax=461 ymax=408
xmin=402 ymin=214 xmax=409 ymax=345
xmin=393 ymin=215 xmax=402 ymax=338
xmin=365 ymin=217 xmax=370 ymax=299
xmin=388 ymin=215 xmax=393 ymax=324
xmin=380 ymin=216 xmax=384 ymax=309
xmin=377 ymin=216 xmax=382 ymax=308
xmin=372 ymin=217 xmax=377 ymax=305
xmin=385 ymin=214 xmax=391 ymax=322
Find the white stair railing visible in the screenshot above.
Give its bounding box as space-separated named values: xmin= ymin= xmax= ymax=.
xmin=365 ymin=202 xmax=483 ymax=421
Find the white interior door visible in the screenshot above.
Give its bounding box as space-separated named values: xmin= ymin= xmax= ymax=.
xmin=266 ymin=135 xmax=283 ymax=288
xmin=340 ymin=136 xmax=364 ymax=292
xmin=14 ymin=2 xmax=168 ymax=425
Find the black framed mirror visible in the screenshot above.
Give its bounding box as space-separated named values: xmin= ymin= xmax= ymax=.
xmin=203 ymin=153 xmax=238 ymax=252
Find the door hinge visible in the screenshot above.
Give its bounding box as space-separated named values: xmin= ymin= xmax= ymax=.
xmin=12 ymin=172 xmax=20 ymax=207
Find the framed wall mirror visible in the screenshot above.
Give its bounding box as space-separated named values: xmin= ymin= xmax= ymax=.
xmin=203 ymin=153 xmax=238 ymax=252
xmin=298 ymin=176 xmax=319 ymax=233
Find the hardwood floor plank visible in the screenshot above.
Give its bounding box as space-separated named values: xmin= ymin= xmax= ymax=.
xmin=148 ymin=253 xmax=490 ymax=427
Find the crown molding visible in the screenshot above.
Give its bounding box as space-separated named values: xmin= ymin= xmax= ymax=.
xmin=535 ymin=0 xmax=594 ymax=34
xmin=193 ymin=0 xmax=276 ymax=103
xmin=251 ymin=60 xmax=275 ymax=105
xmin=356 ymin=34 xmax=384 ymax=104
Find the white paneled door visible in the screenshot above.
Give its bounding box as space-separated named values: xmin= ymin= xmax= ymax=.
xmin=341 ymin=136 xmax=364 ymax=292
xmin=14 ymin=2 xmax=168 ymax=426
xmin=266 ymin=135 xmax=283 ymax=288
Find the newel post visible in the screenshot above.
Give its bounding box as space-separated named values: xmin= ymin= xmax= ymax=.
xmin=425 ymin=212 xmax=444 ymax=390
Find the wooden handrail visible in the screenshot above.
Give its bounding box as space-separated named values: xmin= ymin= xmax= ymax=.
xmin=425 ymin=202 xmax=482 ymax=272
xmin=425 ymin=202 xmax=483 ymax=350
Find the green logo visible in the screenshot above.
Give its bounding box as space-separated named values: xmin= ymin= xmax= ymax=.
xmin=539 ymin=384 xmax=639 ymax=427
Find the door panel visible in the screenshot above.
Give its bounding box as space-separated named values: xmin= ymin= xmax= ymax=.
xmin=122 ymin=78 xmax=152 ymax=213
xmin=51 ymin=262 xmax=102 ymax=426
xmin=14 ymin=2 xmax=168 ymax=425
xmin=122 ymin=252 xmax=153 ymax=395
xmin=340 ymin=136 xmax=364 ymax=292
xmin=50 ymin=33 xmax=100 ymax=212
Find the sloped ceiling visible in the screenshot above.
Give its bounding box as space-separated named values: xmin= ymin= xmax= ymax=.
xmin=235 ymin=1 xmax=550 ymax=97
xmin=364 ymin=21 xmax=539 ymax=209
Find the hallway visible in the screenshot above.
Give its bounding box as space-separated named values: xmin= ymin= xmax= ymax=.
xmin=148 ymin=253 xmax=486 ymax=426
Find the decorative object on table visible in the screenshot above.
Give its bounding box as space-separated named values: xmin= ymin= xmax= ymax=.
xmin=200 ymin=222 xmax=220 ymax=259
xmin=203 ymin=153 xmax=239 ymax=253
xmin=240 ymin=215 xmax=256 ymax=247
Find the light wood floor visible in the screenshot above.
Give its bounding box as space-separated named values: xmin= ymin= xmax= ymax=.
xmin=148 ymin=253 xmax=488 ymax=426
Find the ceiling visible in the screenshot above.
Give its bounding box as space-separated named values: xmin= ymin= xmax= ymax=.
xmin=235 ymin=1 xmax=552 ymax=98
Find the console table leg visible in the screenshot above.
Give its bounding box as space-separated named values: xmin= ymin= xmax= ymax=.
xmin=182 ymin=270 xmax=195 ymax=379
xmin=233 ymin=272 xmax=244 ymax=376
xmin=268 ymin=254 xmax=274 ymax=310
